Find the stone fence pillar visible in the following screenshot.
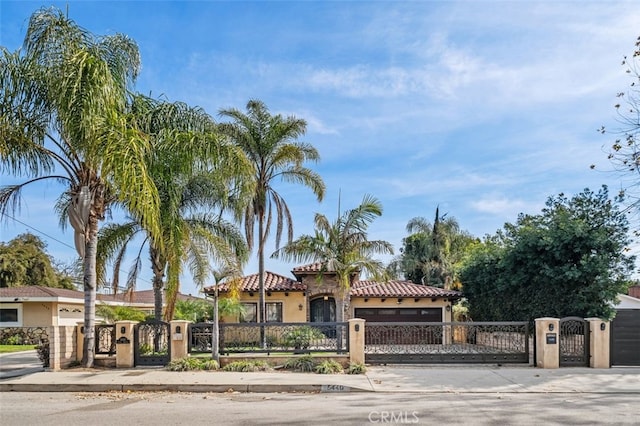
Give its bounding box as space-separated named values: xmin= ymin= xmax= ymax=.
xmin=115 ymin=321 xmax=137 ymax=368
xmin=535 ymin=317 xmax=560 ymax=369
xmin=170 ymin=320 xmax=190 ymax=361
xmin=586 ymin=318 xmax=610 ymax=368
xmin=348 ymin=318 xmax=365 ymax=365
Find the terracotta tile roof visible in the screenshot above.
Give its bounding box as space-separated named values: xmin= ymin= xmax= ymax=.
xmin=291 ymin=263 xmax=325 ymax=273
xmin=350 ymin=281 xmax=462 ymax=298
xmin=0 ymin=286 xmax=84 ymax=299
xmin=204 ymin=271 xmax=305 ymax=294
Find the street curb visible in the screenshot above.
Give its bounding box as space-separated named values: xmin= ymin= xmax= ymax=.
xmin=0 ymin=383 xmax=371 ymax=393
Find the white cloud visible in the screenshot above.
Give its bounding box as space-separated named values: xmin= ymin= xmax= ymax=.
xmin=470 ymin=195 xmax=532 ymax=217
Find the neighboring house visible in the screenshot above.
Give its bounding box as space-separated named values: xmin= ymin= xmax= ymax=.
xmin=205 ymin=263 xmax=462 ymax=323
xmin=0 ymin=286 xmax=205 ymax=327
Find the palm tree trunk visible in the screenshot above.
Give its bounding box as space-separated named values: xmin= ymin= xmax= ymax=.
xmin=82 ymin=221 xmax=98 ymax=368
xmin=211 ymin=288 xmax=220 ymax=363
xmin=153 ymin=278 xmax=163 ymax=322
xmin=258 ymin=214 xmax=266 ymax=324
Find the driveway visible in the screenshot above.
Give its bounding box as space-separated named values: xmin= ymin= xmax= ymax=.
xmin=0 ymin=350 xmax=44 ymax=379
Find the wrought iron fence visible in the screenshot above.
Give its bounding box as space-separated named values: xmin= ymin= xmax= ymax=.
xmin=95 ymin=324 xmax=116 ymax=355
xmin=189 ymin=322 xmax=214 ymax=353
xmin=365 ymin=322 xmax=530 ymax=364
xmin=219 ymin=322 xmax=349 ymax=354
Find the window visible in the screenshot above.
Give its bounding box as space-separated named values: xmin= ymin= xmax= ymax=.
xmin=239 ymin=302 xmax=283 ymax=322
xmin=266 ymin=302 xmax=282 ymax=322
xmin=0 ymin=308 xmax=18 ymax=322
xmin=240 ymin=303 xmax=257 ymax=323
xmin=0 ymin=303 xmax=22 ymax=326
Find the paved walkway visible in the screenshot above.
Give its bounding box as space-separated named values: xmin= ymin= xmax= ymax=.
xmin=0 ymin=350 xmax=43 ymax=379
xmin=1 ymin=355 xmax=639 ymax=394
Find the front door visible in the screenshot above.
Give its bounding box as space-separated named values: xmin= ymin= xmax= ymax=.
xmin=310 ymin=297 xmax=335 ymax=322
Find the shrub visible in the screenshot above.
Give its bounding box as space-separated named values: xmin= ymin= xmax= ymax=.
xmin=166 ymin=357 xmax=219 ymax=371
xmin=282 ymin=355 xmax=316 ymax=372
xmin=282 ymin=326 xmax=325 ymax=350
xmin=222 ymin=360 xmax=271 ymax=372
xmin=36 ymin=341 xmax=49 ymax=368
xmin=346 ymin=362 xmax=367 ymax=375
xmin=5 ymin=335 xmax=23 ymax=345
xmin=314 ymin=359 xmax=343 ymax=374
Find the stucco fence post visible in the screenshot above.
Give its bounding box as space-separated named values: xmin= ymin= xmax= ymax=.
xmin=535 ymin=317 xmax=560 ymax=369
xmin=170 ymin=320 xmax=191 ymax=361
xmin=348 ymin=318 xmax=365 ymax=365
xmin=115 ymin=321 xmax=138 ymax=368
xmin=586 ymin=318 xmax=610 ymax=368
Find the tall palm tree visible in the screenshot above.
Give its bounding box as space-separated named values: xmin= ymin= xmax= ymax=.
xmin=272 ymin=194 xmax=393 ymax=322
xmin=97 ymin=95 xmax=253 ymax=322
xmin=218 ymin=100 xmax=325 ymax=324
xmin=0 ymin=8 xmax=160 ymax=367
xmin=398 ymin=208 xmax=474 ymax=288
xmin=206 ymin=266 xmax=244 ymax=362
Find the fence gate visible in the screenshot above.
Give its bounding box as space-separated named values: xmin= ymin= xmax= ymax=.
xmin=364 ymin=322 xmax=530 ymax=364
xmin=189 ymin=322 xmax=213 ymax=354
xmin=559 ymin=317 xmax=589 ymax=367
xmin=95 ymin=324 xmax=116 ymax=356
xmin=134 ymin=320 xmax=170 ymax=366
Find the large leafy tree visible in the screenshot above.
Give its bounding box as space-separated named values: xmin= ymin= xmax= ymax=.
xmin=390 ymin=208 xmax=474 ymax=288
xmin=0 ymin=8 xmax=160 ymax=367
xmin=97 ymin=95 xmax=252 ymax=321
xmin=218 ymin=99 xmax=325 ymax=323
xmin=0 ymin=233 xmax=75 ymax=289
xmin=460 ymin=186 xmax=635 ymax=321
xmin=272 ymin=194 xmax=393 ymax=322
xmin=599 ymin=35 xmax=640 ymax=215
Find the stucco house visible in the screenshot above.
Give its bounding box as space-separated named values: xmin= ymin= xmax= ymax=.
xmin=0 ymin=286 xmax=204 ymax=327
xmin=204 ymin=263 xmax=462 ymax=324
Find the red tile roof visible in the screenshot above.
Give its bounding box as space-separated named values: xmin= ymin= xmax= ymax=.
xmin=204 ymin=271 xmax=305 ymax=293
xmin=350 ymin=281 xmax=462 ymax=298
xmin=203 ymin=270 xmax=461 ymax=299
xmin=291 ymin=263 xmax=326 ymax=273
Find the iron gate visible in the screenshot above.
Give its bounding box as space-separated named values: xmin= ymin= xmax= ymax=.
xmin=189 ymin=322 xmax=213 ymax=353
xmin=559 ymin=317 xmax=589 ymax=367
xmin=364 ymin=322 xmax=530 ymax=364
xmin=95 ymin=324 xmax=116 ymax=355
xmin=134 ymin=320 xmax=170 ymax=366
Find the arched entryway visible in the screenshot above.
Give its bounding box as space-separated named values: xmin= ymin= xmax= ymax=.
xmin=310 ymin=296 xmax=336 ymax=323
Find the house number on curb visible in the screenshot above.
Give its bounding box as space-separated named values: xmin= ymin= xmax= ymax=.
xmin=321 ymin=385 xmax=349 ymax=392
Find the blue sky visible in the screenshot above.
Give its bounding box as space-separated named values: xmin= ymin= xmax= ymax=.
xmin=1 ymin=1 xmax=639 ymax=296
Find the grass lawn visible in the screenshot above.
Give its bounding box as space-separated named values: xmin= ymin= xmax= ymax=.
xmin=0 ymin=345 xmax=37 ymax=354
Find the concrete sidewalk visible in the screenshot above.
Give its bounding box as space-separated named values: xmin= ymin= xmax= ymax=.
xmin=1 ymin=364 xmax=639 ymax=394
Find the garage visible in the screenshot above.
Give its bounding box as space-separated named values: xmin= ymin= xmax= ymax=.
xmin=354 ymin=307 xmax=442 ymax=323
xmin=610 ymin=308 xmax=640 ymax=366
xmin=355 ymin=307 xmax=443 ymax=345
